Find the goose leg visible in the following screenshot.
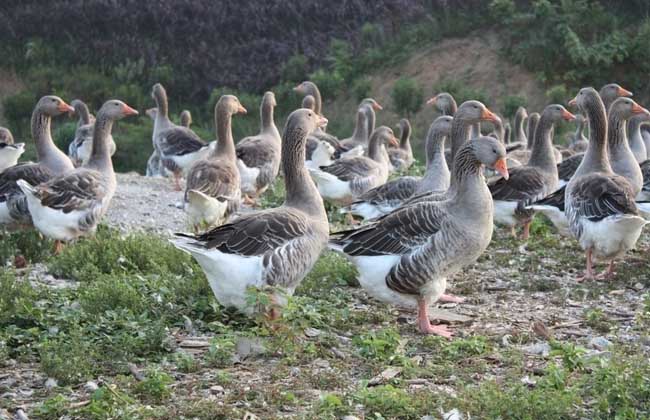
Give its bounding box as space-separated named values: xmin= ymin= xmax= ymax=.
xmin=417 ymin=298 xmax=453 ymax=338
xmin=173 ymin=171 xmax=182 ymax=191
xmin=521 ymin=221 xmax=531 ymax=240
xmin=577 ymin=248 xmax=594 ymax=282
xmin=243 ymin=195 xmax=256 ymax=206
xmin=438 ymin=293 xmax=465 ymax=303
xmin=510 ymin=226 xmax=517 ymax=238
xmin=597 ymin=260 xmax=616 ymax=280
xmin=53 ymin=240 xmax=65 ymax=255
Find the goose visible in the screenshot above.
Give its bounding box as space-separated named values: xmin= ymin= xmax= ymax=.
xmin=330 ymin=137 xmax=509 ymax=337
xmin=184 ymin=95 xmax=246 ymax=232
xmin=340 ymin=116 xmax=452 ymax=220
xmin=171 ymin=108 xmax=330 ymax=317
xmin=565 ymin=87 xmax=647 ymax=281
xmin=402 ymin=100 xmax=501 ymax=207
xmin=568 ymin=114 xmax=589 ymax=153
xmin=632 ymin=114 xmax=650 ymax=201
xmin=180 ymin=110 xmax=192 ymax=128
xmin=338 ymin=98 xmax=382 ymax=159
xmin=526 ymin=112 xmax=540 ymax=147
xmin=555 ymin=84 xmax=634 ymax=186
xmin=151 ymin=83 xmax=211 ymax=190
xmin=388 ymin=118 xmax=415 ymax=171
xmin=511 ymin=106 xmax=528 ymax=148
xmin=17 ymin=100 xmax=138 ymax=252
xmin=529 ymin=94 xmax=648 ymax=235
xmin=0 ymin=127 xmax=15 ymax=144
xmin=0 ymin=96 xmax=75 ymax=228
xmin=236 ymin=92 xmax=282 ymax=204
xmin=488 ymin=104 xmax=575 ymax=239
xmin=508 ymin=109 xmax=564 ymax=165
xmin=0 ymin=142 xmax=25 ymax=172
xmin=308 ymin=126 xmax=398 ymax=205
xmin=427 ymin=92 xmax=457 ymax=116
xmin=641 ymin=125 xmax=650 ymax=159
xmin=627 ymin=112 xmax=649 ymax=164
xmin=68 ymin=99 xmax=117 ymax=167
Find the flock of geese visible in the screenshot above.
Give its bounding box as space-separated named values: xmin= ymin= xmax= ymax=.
xmin=1 ymin=81 xmax=649 ymax=337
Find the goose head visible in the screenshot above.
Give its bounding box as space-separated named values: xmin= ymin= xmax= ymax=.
xmin=360 ymin=98 xmax=383 ymax=111
xmin=293 ymin=81 xmax=316 ymax=95
xmin=216 ymin=95 xmax=247 ymax=116
xmin=457 ymin=100 xmax=500 ymax=126
xmin=473 ymin=136 xmax=509 ymax=179
xmin=290 ymin=108 xmax=328 ymax=134
xmin=515 ymin=106 xmax=528 ymax=121
xmin=151 ymin=83 xmax=167 ymax=105
xmin=0 ymin=127 xmax=14 ymax=144
xmin=37 ymin=95 xmax=74 ymax=117
xmin=263 ymin=91 xmax=277 ymax=107
xmin=371 ymin=126 xmax=399 ymax=147
xmin=98 ymin=100 xmax=139 ymax=121
xmin=608 ymin=97 xmax=650 ymax=121
xmin=599 ymin=83 xmax=632 ymax=103
xmin=542 ymin=104 xmax=576 ymax=123
xmin=426 ymin=92 xmax=456 ymax=115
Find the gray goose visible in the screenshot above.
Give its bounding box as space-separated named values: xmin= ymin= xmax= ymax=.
xmin=18 ymin=100 xmax=138 ymax=252
xmin=338 ymin=98 xmax=382 ymax=159
xmin=330 ymin=137 xmax=508 ymax=337
xmin=642 ymin=125 xmax=650 ymax=159
xmin=388 ymin=118 xmax=415 ymax=171
xmin=184 ymin=95 xmax=246 ymax=232
xmin=236 ymin=92 xmax=282 ymax=204
xmin=427 ymin=92 xmax=457 ymax=116
xmin=340 ymin=116 xmax=452 ymax=220
xmin=489 ymin=104 xmax=575 ymax=239
xmin=151 ymin=83 xmax=211 ymax=190
xmin=556 ymin=83 xmax=634 ymax=187
xmin=293 ymin=81 xmax=339 ymax=145
xmin=171 ymin=108 xmax=329 ymax=317
xmin=565 ymin=87 xmax=646 ymax=281
xmin=68 ymin=99 xmax=117 ymax=167
xmin=0 ymin=96 xmax=75 ymax=228
xmin=308 ymin=127 xmax=398 ymax=205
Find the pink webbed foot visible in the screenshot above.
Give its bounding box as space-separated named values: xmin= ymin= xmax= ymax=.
xmin=417 ymin=297 xmax=454 ymax=338
xmin=438 ymin=293 xmax=465 ymax=304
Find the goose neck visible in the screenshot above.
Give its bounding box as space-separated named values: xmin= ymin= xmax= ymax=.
xmin=577 ymin=99 xmax=611 ymax=176
xmin=214 ymin=107 xmax=235 ymax=160
xmin=86 ymin=114 xmax=114 ymax=172
xmin=528 ymin=115 xmax=557 ymax=171
xmin=284 ymin=127 xmax=326 ymax=218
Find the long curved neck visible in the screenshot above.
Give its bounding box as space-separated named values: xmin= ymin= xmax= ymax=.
xmin=607 ymin=110 xmax=629 ymax=149
xmin=352 ymin=111 xmax=368 ymax=143
xmin=528 ymin=113 xmax=556 ymax=171
xmin=261 ymin=99 xmax=276 ymax=135
xmin=573 ymin=118 xmax=585 ymax=143
xmin=421 ymin=126 xmax=449 ymax=190
xmin=449 ymin=118 xmax=471 ymax=168
xmin=31 ymin=109 xmax=73 ymax=173
xmin=399 ymin=123 xmax=411 ymax=150
xmin=284 ymin=126 xmax=326 ymax=218
xmin=577 ymin=98 xmax=610 ymax=177
xmin=365 ymin=106 xmax=376 ymax=136
xmin=448 ymin=144 xmax=484 ymax=198
xmin=304 ymin=84 xmax=322 ymax=115
xmin=629 ymin=116 xmax=647 ymax=150
xmin=155 ymin=90 xmax=169 ymax=119
xmin=367 ymin=134 xmax=384 ymax=161
xmin=87 ymin=113 xmax=114 ymax=172
xmin=526 ymin=116 xmax=539 ymax=149
xmin=76 ymin=103 xmax=91 ymax=126
xmin=214 ymin=107 xmax=235 ymax=160
xmin=440 ymin=99 xmax=457 ymax=116
xmin=514 ymin=111 xmax=526 ymax=143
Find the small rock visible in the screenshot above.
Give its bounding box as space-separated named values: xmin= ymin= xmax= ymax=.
xmin=14 ymin=409 xmax=29 ymax=420
xmin=588 ymin=336 xmax=612 ymax=351
xmin=236 ymin=337 xmax=266 ymax=360
xmin=183 ymin=316 xmax=193 ymax=333
xmin=368 ymin=367 xmax=402 ymax=386
xmin=501 ymin=334 xmax=512 ymax=347
xmin=84 ymin=381 xmax=99 ymax=392
xmin=633 ymin=282 xmax=644 ymax=291
xmin=342 ymin=416 xmax=361 ymax=420
xmin=522 ymin=342 xmax=551 ymax=356
xmin=442 ymin=408 xmax=463 ymax=420
xmin=44 ymin=378 xmax=58 ymax=389
xmin=520 ymin=375 xmax=536 ymax=386
xmin=312 ymin=358 xmax=330 ymax=369
xmin=289 ymin=367 xmax=301 ymax=376
xmin=210 ymin=385 xmax=224 ymax=395
xmin=304 ymin=327 xmax=321 ymax=337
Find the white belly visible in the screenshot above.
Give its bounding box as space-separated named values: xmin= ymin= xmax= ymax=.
xmin=579 ymin=215 xmax=647 ymax=260
xmin=237 ymin=159 xmax=260 ymax=195
xmin=343 ymin=201 xmax=396 ymax=220
xmin=185 ymin=190 xmax=229 ymax=229
xmin=309 ymin=170 xmax=352 ymax=201
xmin=170 ymin=147 xmax=210 ymax=172
xmin=493 ymin=201 xmax=519 ymax=227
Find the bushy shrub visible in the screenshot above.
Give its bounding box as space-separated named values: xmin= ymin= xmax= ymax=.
xmin=503 ymin=95 xmax=527 ymax=119
xmin=392 ymin=77 xmax=423 ymax=117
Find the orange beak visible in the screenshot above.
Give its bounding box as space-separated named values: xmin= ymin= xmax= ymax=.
xmin=562 ymin=109 xmax=576 ymax=121
xmin=631 ymin=102 xmax=649 ymax=115
xmin=373 ymin=102 xmax=383 ymax=111
xmin=494 ymin=158 xmax=509 ymax=180
xmin=122 ymin=104 xmax=139 ymax=116
xmin=389 ymin=136 xmax=399 ymax=147
xmin=618 ymin=86 xmax=633 ymax=97
xmin=317 ymin=115 xmax=329 ymax=128
xmin=238 ymin=105 xmax=247 ymax=114
xmin=59 ymin=101 xmax=75 ymax=113
xmin=293 ymin=85 xmax=302 ymax=92
xmin=481 ymin=108 xmax=500 ymax=123
xmin=568 ymin=97 xmax=578 ymax=107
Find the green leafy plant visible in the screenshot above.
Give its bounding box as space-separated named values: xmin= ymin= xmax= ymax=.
xmin=392 ymin=77 xmax=423 ymax=118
